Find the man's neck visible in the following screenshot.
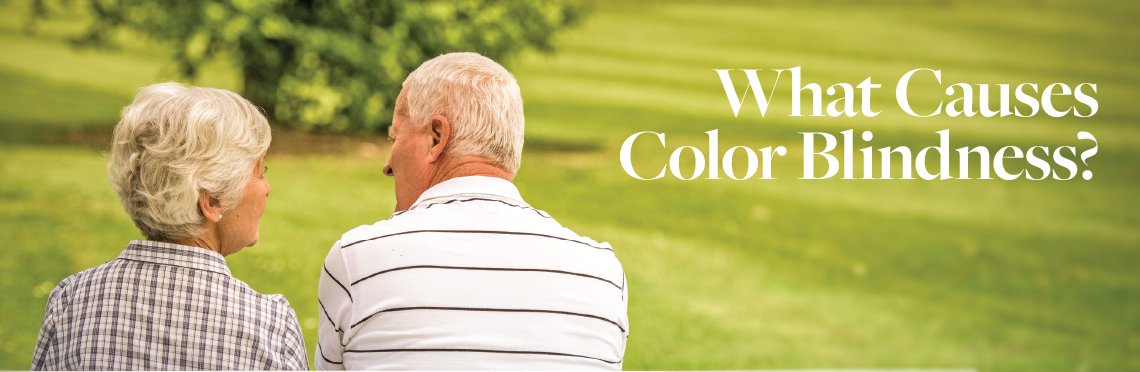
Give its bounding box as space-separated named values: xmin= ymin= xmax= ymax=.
xmin=428 ymin=156 xmax=514 ymax=189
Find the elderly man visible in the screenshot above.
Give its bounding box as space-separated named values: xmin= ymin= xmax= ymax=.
xmin=315 ymin=53 xmax=628 ymax=370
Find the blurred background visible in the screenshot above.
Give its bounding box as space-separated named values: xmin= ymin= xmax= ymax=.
xmin=1 ymin=0 xmax=1138 ymax=370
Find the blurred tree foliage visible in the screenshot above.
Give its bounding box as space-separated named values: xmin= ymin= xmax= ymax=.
xmin=28 ymin=0 xmax=585 ymax=132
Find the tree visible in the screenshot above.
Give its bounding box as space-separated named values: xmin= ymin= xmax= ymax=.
xmin=29 ymin=0 xmax=585 ymax=132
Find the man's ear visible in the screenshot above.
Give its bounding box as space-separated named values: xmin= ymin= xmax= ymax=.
xmin=198 ymin=190 xmax=222 ymax=223
xmin=427 ymin=114 xmax=451 ymax=163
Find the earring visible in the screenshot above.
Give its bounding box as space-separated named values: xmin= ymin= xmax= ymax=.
xmin=218 ymin=214 xmax=223 ymax=219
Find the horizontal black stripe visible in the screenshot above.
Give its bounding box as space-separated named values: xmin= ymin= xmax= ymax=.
xmin=422 ymin=197 xmax=551 ymax=218
xmin=324 ymin=265 xmax=352 ymax=302
xmin=350 ymin=306 xmax=626 ymax=333
xmin=350 ymin=265 xmax=623 ymax=290
xmin=318 ymin=300 xmax=350 ymax=348
xmin=317 ymin=299 xmax=344 ymax=334
xmin=342 ymin=229 xmax=611 ymax=251
xmin=317 ymin=344 xmax=343 ymax=365
xmin=342 ymin=348 xmax=622 ymax=364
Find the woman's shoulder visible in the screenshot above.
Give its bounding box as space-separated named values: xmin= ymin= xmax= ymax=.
xmin=219 ymin=274 xmax=297 ymax=314
xmin=46 ymin=258 xmax=131 ymax=303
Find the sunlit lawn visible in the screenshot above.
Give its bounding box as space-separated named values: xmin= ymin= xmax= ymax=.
xmin=1 ymin=1 xmax=1138 ymax=370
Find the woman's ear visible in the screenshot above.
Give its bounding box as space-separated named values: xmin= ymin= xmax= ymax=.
xmin=427 ymin=114 xmax=451 ymax=163
xmin=199 ymin=190 xmax=222 ymax=222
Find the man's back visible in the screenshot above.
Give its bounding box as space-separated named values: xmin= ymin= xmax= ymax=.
xmin=316 ymin=176 xmax=628 ymax=370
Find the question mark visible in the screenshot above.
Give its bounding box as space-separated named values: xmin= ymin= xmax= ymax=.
xmin=1077 ymin=131 xmax=1097 ymax=180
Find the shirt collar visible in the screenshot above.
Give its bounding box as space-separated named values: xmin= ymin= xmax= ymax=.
xmin=117 ymin=240 xmax=232 ymax=277
xmin=409 ymin=176 xmax=527 ymax=211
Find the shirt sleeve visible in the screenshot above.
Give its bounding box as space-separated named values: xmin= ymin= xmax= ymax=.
xmin=31 ymin=279 xmax=68 ymax=370
xmin=279 ymin=304 xmax=311 ymax=370
xmin=315 ymin=240 xmax=352 ymax=370
xmin=619 ymin=271 xmax=629 ymax=370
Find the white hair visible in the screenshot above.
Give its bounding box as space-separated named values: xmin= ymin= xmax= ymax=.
xmin=108 ymin=82 xmax=271 ymax=242
xmin=399 ymin=52 xmax=525 ymax=173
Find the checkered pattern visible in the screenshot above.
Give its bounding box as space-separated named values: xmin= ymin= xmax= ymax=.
xmin=31 ymin=240 xmax=309 ymax=370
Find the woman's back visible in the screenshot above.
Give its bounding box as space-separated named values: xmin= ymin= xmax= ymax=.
xmin=31 ymin=240 xmax=308 ymax=370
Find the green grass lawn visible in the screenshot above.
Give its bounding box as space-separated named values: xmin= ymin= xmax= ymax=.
xmin=1 ymin=0 xmax=1138 ymax=370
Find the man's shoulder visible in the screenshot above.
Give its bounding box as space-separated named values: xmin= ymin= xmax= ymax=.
xmin=339 ymin=213 xmax=419 ymax=249
xmin=342 ymin=200 xmax=538 ymax=238
xmin=340 ymin=202 xmax=600 ymax=243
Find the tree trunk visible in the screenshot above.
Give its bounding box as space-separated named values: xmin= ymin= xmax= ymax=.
xmin=242 ymin=63 xmax=281 ymax=118
xmin=240 ymin=40 xmax=293 ymax=121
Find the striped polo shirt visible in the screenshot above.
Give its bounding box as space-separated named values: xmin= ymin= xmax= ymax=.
xmin=315 ymin=176 xmax=628 ymax=370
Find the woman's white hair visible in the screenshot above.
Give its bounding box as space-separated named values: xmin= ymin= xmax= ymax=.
xmin=399 ymin=52 xmax=525 ymax=173
xmin=108 ymin=82 xmax=271 ymax=242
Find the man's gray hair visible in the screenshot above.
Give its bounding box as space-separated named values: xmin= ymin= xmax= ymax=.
xmin=399 ymin=52 xmax=525 ymax=173
xmin=108 ymin=82 xmax=271 ymax=242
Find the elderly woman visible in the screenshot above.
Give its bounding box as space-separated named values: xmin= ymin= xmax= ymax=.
xmin=30 ymin=82 xmax=308 ymax=370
